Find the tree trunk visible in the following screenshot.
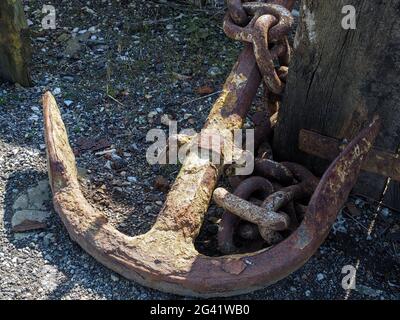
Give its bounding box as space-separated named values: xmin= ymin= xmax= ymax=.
xmin=0 ymin=0 xmax=32 ymax=87
xmin=274 ymin=0 xmax=400 ymax=210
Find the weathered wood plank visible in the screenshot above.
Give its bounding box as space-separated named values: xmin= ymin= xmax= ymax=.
xmin=0 ymin=0 xmax=32 ymax=86
xmin=274 ymin=0 xmax=400 ymax=209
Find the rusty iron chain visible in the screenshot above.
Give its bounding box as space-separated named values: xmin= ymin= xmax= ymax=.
xmin=217 ymin=110 xmax=321 ymax=255
xmin=216 ymin=141 xmax=320 ymax=254
xmin=224 ymin=1 xmax=294 ymax=95
xmin=217 ymin=6 xmax=323 ymax=253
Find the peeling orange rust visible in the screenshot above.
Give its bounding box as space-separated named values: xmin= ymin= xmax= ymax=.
xmin=225 ymin=1 xmax=295 ymax=39
xmin=261 ymin=162 xmax=319 ymax=213
xmin=204 ymin=45 xmax=261 ymax=128
xmin=214 ymin=187 xmax=290 ymax=244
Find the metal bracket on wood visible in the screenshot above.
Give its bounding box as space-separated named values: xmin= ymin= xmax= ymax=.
xmin=299 ymin=129 xmax=400 ymax=182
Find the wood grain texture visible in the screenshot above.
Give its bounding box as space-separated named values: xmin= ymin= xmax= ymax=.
xmin=0 ymin=0 xmax=32 ymax=86
xmin=274 ymin=0 xmax=400 ymax=210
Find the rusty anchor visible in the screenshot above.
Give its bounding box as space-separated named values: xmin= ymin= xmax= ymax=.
xmin=43 ymin=87 xmax=380 ymax=298
xmin=42 ymin=0 xmax=381 ymax=297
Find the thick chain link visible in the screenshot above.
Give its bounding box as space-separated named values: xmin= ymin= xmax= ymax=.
xmin=218 ymin=1 xmax=305 ymax=254
xmin=224 ymin=1 xmax=294 ymax=95
xmin=227 ymin=0 xmax=250 ymax=26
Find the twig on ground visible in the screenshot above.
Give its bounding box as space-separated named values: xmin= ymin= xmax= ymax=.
xmin=182 ymin=90 xmax=222 ymax=105
xmin=150 ymin=0 xmax=223 ymax=13
xmin=343 ymin=211 xmax=370 ymax=232
xmin=131 ymin=13 xmax=185 ymax=29
xmin=107 ymin=94 xmax=124 ymax=106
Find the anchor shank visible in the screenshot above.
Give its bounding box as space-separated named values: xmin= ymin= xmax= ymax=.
xmin=152 ymin=45 xmax=261 ymax=240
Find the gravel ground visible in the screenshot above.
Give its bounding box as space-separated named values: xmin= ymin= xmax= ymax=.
xmin=0 ymin=0 xmax=399 ymax=300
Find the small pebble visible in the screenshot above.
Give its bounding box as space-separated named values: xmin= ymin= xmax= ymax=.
xmin=208 ymin=66 xmax=223 ymax=77
xmin=160 ymin=114 xmax=172 ymax=126
xmin=381 ymin=207 xmax=390 ymax=218
xmin=29 ymin=114 xmax=39 ymax=122
xmin=64 ymin=100 xmax=73 ymax=107
xmin=110 ymin=274 xmax=119 ymax=282
xmin=316 ymin=273 xmax=325 ymax=281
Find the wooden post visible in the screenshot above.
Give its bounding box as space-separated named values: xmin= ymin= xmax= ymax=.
xmin=0 ymin=0 xmax=32 ymax=87
xmin=274 ymin=0 xmax=400 ymax=210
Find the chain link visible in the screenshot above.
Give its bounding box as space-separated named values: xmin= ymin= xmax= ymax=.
xmin=224 ymin=2 xmax=293 ymax=95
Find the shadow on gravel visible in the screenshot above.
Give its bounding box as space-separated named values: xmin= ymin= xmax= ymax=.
xmin=3 ymin=169 xmax=49 ymax=233
xmin=3 ymin=169 xmax=178 ymax=299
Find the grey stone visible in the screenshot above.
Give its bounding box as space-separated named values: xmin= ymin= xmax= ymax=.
xmin=13 ymin=180 xmax=50 ymax=211
xmin=62 ymin=76 xmax=74 ymax=82
xmin=64 ymin=100 xmax=73 ymax=107
xmin=14 ymin=232 xmax=36 ymax=241
xmin=292 ymin=9 xmax=300 ymax=17
xmin=57 ymin=33 xmax=70 ymax=43
xmin=127 ymin=176 xmax=137 ymax=183
xmin=13 ymin=194 xmax=28 ymax=210
xmin=356 ymin=285 xmax=384 ymax=298
xmin=316 ymin=273 xmax=325 ymax=281
xmin=12 ymin=180 xmax=51 ymax=232
xmin=40 ymin=265 xmax=59 ymax=292
xmin=43 ymin=233 xmax=56 ymax=247
xmin=64 ymin=38 xmax=81 ymax=57
xmin=12 ymin=210 xmax=51 ymax=232
xmin=111 ymin=274 xmax=119 ymax=282
xmin=207 ymin=66 xmax=223 ymax=77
